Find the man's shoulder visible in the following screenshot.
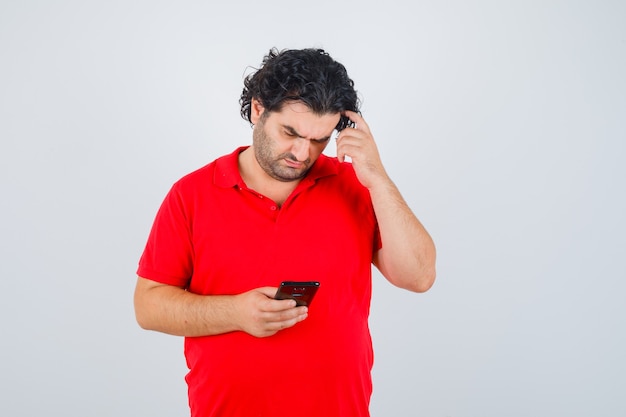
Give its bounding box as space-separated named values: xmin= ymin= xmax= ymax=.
xmin=173 ymin=161 xmax=216 ymax=189
xmin=173 ymin=147 xmax=244 ymax=190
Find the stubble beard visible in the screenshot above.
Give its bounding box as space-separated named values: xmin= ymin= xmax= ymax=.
xmin=253 ymin=124 xmax=311 ymax=182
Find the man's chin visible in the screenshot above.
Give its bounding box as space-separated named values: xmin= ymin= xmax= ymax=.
xmin=271 ymin=168 xmax=308 ymax=182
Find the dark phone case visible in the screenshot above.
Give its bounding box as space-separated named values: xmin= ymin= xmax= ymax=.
xmin=274 ymin=281 xmax=320 ymax=306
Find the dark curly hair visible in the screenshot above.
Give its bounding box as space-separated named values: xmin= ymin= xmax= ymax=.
xmin=240 ymin=48 xmax=360 ymax=130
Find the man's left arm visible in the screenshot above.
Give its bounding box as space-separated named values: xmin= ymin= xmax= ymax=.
xmin=336 ymin=111 xmax=436 ymax=292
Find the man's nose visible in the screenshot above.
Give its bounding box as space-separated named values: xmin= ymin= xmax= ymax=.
xmin=291 ymin=138 xmax=310 ymax=161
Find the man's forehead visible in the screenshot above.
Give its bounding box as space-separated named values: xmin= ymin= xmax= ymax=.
xmin=269 ymin=102 xmax=340 ymax=139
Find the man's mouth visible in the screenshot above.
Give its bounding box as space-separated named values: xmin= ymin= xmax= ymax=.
xmin=284 ymin=158 xmax=304 ymax=169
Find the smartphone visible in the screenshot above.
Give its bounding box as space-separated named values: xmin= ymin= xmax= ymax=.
xmin=274 ymin=281 xmax=320 ymax=307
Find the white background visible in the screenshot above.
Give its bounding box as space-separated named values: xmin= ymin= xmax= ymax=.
xmin=1 ymin=1 xmax=624 ymax=416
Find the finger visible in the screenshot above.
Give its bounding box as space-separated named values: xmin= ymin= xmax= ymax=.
xmin=256 ymin=307 xmax=307 ymax=336
xmin=336 ymin=144 xmax=349 ymax=163
xmin=265 ymin=298 xmax=298 ymax=312
xmin=342 ymin=110 xmax=370 ymax=133
xmin=254 ymin=287 xmax=297 ymax=311
xmin=336 ymin=132 xmax=364 ymax=163
xmin=266 ymin=307 xmax=308 ymax=329
xmin=257 ymin=286 xmax=279 ymax=298
xmin=334 ymin=131 xmax=344 ymax=162
xmin=335 ymin=129 xmax=359 ymax=162
xmin=336 ymin=143 xmax=346 ymax=163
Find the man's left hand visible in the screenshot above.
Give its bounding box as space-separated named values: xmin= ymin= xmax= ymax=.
xmin=335 ymin=110 xmax=389 ymax=190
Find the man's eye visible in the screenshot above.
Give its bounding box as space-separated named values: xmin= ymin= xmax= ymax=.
xmin=284 ymin=131 xmax=297 ymax=137
xmin=313 ymin=138 xmax=330 ymax=144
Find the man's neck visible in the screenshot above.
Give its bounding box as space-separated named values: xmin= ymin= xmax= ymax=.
xmin=238 ymin=147 xmax=300 ymax=206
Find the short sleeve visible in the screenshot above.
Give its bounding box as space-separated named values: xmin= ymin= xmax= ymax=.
xmin=136 ymin=183 xmax=194 ymax=287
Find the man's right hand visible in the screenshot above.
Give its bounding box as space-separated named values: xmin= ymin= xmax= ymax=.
xmin=233 ymin=287 xmax=308 ymax=337
xmin=134 ymin=277 xmax=308 ymax=338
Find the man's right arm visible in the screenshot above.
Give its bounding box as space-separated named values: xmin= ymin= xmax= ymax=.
xmin=133 ymin=277 xmax=308 ymax=338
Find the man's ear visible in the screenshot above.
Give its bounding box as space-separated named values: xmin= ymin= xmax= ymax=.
xmin=250 ymin=99 xmax=265 ymax=125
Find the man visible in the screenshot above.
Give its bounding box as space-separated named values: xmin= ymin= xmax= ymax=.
xmin=134 ymin=47 xmax=436 ymax=417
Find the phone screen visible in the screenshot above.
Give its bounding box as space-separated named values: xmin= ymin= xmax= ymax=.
xmin=274 ymin=281 xmax=320 ymax=307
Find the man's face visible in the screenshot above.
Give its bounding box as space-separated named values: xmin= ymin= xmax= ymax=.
xmin=251 ymin=100 xmax=340 ymax=182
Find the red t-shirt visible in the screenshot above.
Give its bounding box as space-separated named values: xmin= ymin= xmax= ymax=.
xmin=138 ymin=147 xmax=381 ymax=417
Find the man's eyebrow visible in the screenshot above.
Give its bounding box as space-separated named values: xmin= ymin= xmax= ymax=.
xmin=282 ymin=125 xmax=330 ymax=141
xmin=283 ymin=125 xmax=301 ymax=137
